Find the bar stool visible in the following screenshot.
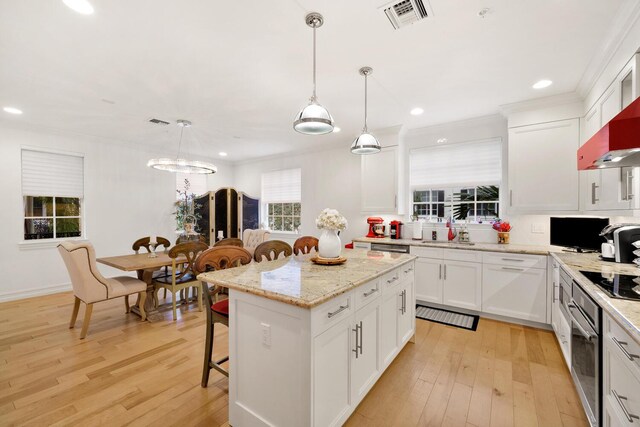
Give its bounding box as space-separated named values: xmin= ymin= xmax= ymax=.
xmin=293 ymin=236 xmax=319 ymax=255
xmin=194 ymin=246 xmax=252 ymax=386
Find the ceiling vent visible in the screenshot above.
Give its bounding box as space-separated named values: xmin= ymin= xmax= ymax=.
xmin=380 ymin=0 xmax=433 ymax=30
xmin=148 ymin=118 xmax=170 ymax=125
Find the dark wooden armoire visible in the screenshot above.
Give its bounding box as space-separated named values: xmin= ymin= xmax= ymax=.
xmin=194 ymin=188 xmax=260 ymax=245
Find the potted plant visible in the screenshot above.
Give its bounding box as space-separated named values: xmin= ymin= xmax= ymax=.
xmin=174 ymin=178 xmax=202 ymax=237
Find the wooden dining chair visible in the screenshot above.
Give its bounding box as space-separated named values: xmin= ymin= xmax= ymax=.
xmin=194 ymin=246 xmax=253 ymax=385
xmin=153 ymin=241 xmax=208 ymax=321
xmin=57 ymin=241 xmax=147 ymax=339
xmin=213 ymin=238 xmax=244 ymax=248
xmin=293 ymin=236 xmax=319 ymax=255
xmin=253 ymin=240 xmax=293 ymax=262
xmin=132 ymin=236 xmax=171 ymax=254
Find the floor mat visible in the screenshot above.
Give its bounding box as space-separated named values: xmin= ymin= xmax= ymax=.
xmin=415 ymin=304 xmax=479 ymax=331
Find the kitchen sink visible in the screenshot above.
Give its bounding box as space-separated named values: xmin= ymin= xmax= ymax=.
xmin=420 ymin=241 xmax=476 ymax=245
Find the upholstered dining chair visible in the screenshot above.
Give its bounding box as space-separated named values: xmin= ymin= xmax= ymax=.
xmin=57 ymin=241 xmax=147 ymax=339
xmin=194 ymin=246 xmax=252 ymax=385
xmin=241 ymin=229 xmax=270 ymax=256
xmin=153 ymin=241 xmax=208 ymax=321
xmin=293 ymin=236 xmax=319 ymax=255
xmin=213 ymin=238 xmax=244 ymax=248
xmin=253 ymin=240 xmax=293 ymax=262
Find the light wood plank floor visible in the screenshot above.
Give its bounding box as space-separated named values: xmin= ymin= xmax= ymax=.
xmin=0 ymin=291 xmax=588 ymax=426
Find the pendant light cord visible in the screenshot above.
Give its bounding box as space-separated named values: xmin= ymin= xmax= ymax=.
xmin=312 ymin=24 xmax=317 ymax=100
xmin=176 ymin=125 xmax=184 ymax=159
xmin=363 ymin=73 xmax=368 ymax=132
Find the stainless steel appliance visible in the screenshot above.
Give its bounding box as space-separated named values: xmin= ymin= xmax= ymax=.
xmin=569 ymin=281 xmax=601 ymax=427
xmin=558 ymin=266 xmax=573 ymax=324
xmin=580 ymin=270 xmax=640 ymax=301
xmin=370 ymin=243 xmax=410 ymax=254
xmin=599 ymin=224 xmax=640 ymax=263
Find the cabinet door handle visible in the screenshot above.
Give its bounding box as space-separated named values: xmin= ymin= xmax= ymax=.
xmin=612 ymin=389 xmax=640 ymax=422
xmin=399 ymin=289 xmax=406 ymax=314
xmin=627 ymin=169 xmax=634 ymax=200
xmin=387 ymin=276 xmax=397 ymax=284
xmin=509 ymin=190 xmax=513 ymax=207
xmin=591 ymin=182 xmax=599 ymax=204
xmin=404 ymin=267 xmax=413 ymax=274
xmin=502 ymin=266 xmax=525 ymax=272
xmin=444 ymin=264 xmax=447 ymax=280
xmin=363 ymin=288 xmax=378 ymax=297
xmin=359 ymin=321 xmax=363 ymax=355
xmin=501 ymin=258 xmax=525 ymax=262
xmin=352 ymin=323 xmax=359 ymax=359
xmin=395 ymin=195 xmax=397 ymax=208
xmin=612 ymin=337 xmax=640 ymax=361
xmin=552 ymin=283 xmax=558 ymax=303
xmin=327 ymin=301 xmax=349 ymax=318
xmin=439 ymin=264 xmax=442 ymax=280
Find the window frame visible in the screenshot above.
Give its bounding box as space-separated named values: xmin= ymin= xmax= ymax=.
xmin=260 ymin=168 xmax=302 ymax=234
xmin=265 ymin=202 xmax=302 ymax=233
xmin=411 ymin=185 xmax=501 ymax=223
xmin=23 ymin=196 xmax=83 ymax=241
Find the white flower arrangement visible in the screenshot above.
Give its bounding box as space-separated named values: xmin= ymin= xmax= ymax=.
xmin=315 ymin=208 xmax=348 ymax=231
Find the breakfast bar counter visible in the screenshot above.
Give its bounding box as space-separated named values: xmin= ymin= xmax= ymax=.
xmin=198 ymin=249 xmax=416 ymax=427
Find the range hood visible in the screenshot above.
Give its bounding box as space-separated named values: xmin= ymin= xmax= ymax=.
xmin=577 ymin=96 xmax=640 ymax=170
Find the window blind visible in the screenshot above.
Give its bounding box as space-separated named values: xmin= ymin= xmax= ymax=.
xmin=410 ymin=139 xmax=502 ymax=188
xmin=176 ymin=172 xmax=207 ymax=198
xmin=21 ymin=149 xmax=84 ymax=197
xmin=261 ymin=168 xmax=301 ymax=203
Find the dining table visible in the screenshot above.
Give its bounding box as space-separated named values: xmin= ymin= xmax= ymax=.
xmin=96 ymin=251 xmax=187 ymax=322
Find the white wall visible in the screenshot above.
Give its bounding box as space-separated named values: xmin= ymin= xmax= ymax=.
xmin=0 ymin=123 xmax=233 ymax=301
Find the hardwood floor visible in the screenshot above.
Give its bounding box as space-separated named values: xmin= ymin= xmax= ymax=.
xmin=0 ymin=291 xmax=587 ymax=426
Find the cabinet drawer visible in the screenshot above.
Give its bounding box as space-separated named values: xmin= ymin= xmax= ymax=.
xmin=443 ymin=249 xmax=482 ymax=263
xmin=606 ymin=316 xmax=640 ymax=378
xmin=311 ymin=291 xmax=355 ymax=336
xmin=410 ymin=246 xmax=443 ymax=259
xmin=398 ymin=261 xmax=415 ymax=284
xmin=354 ymin=279 xmax=381 ymax=311
xmin=482 ymin=252 xmax=547 ymax=269
xmin=605 ymin=345 xmax=640 ymax=425
xmin=381 ymin=268 xmax=402 ymax=292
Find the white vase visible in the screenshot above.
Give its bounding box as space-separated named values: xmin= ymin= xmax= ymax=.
xmin=318 ymin=229 xmax=341 ymax=258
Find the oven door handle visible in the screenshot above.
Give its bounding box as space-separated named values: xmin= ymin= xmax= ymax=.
xmin=567 ymin=303 xmax=597 ymax=341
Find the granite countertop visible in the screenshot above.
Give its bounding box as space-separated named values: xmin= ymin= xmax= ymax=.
xmin=197 ymin=249 xmax=416 ymax=309
xmin=551 ymin=252 xmax=640 ymax=344
xmin=353 ymin=237 xmax=557 ymax=256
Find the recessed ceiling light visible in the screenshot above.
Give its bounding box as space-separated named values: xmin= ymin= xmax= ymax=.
xmin=62 ymin=0 xmax=94 ymax=15
xmin=3 ymin=106 xmax=23 ymax=115
xmin=532 ymin=79 xmax=553 ymax=89
xmin=410 ymin=108 xmax=424 ymax=116
xmin=333 ymin=127 xmax=341 ymax=133
xmin=218 ymin=152 xmax=228 ymax=157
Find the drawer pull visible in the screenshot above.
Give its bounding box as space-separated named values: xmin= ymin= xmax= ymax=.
xmin=612 ymin=389 xmax=640 ymax=423
xmin=502 ymin=266 xmax=525 ymax=272
xmin=501 ymin=258 xmax=525 ymax=262
xmin=404 ymin=267 xmax=414 ymax=274
xmin=612 ymin=337 xmax=640 ymax=361
xmin=327 ymin=301 xmax=349 ymax=318
xmin=363 ymin=288 xmax=378 ymax=297
xmin=387 ymin=276 xmax=398 ymax=284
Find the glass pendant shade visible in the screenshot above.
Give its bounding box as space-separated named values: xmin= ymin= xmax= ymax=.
xmin=146 ymin=158 xmax=217 ymax=174
xmin=293 ymin=99 xmax=334 ymax=135
xmin=351 ymin=132 xmax=381 ymax=155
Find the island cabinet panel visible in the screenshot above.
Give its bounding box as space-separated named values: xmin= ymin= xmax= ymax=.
xmin=442 ymin=260 xmax=482 ymax=311
xmin=351 ymin=300 xmax=381 ymax=404
xmin=482 ymin=264 xmax=547 ymax=322
xmin=414 ymin=257 xmax=443 ymax=304
xmin=380 ymin=288 xmax=400 ymax=367
xmin=313 ymin=316 xmax=353 ymax=427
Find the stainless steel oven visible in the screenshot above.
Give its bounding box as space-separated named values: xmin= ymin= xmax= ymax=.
xmin=569 ymin=281 xmax=601 ymax=427
xmin=558 ymin=267 xmax=572 ymax=323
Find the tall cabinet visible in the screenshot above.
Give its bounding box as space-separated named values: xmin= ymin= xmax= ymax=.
xmin=194 ymin=188 xmax=260 ymax=245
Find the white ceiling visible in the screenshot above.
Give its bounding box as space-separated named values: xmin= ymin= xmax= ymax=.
xmin=0 ymin=0 xmax=631 ymax=161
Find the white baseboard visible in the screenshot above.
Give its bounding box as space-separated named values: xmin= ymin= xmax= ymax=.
xmin=0 ymin=282 xmax=72 ymax=303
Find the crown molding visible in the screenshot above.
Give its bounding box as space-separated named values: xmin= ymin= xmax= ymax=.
xmin=498 ymin=92 xmax=583 ymax=117
xmin=576 ymin=0 xmax=640 ymax=98
xmin=405 ymin=113 xmax=505 ymax=137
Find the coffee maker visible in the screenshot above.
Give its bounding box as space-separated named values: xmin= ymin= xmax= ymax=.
xmin=390 ymin=220 xmax=403 ymax=240
xmin=600 ymin=224 xmax=640 ymax=263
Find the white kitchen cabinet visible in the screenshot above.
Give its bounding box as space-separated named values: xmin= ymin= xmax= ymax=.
xmin=361 ymin=146 xmax=399 ymax=214
xmin=482 ymin=264 xmax=547 ymax=322
xmin=397 ymin=279 xmax=414 ymax=347
xmin=351 ymin=298 xmax=381 ymax=404
xmin=508 ymin=118 xmax=580 ymax=213
xmin=380 ymin=288 xmax=399 ymax=367
xmin=313 ymin=316 xmax=352 ymax=427
xmin=443 ymin=260 xmax=482 ymax=311
xmin=414 ymin=257 xmax=443 ymax=304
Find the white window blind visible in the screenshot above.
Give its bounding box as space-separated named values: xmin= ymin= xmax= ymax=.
xmin=410 ymin=139 xmax=502 ymax=188
xmin=176 ymin=173 xmax=207 ymax=198
xmin=21 ymin=149 xmax=84 ymax=197
xmin=261 ymin=168 xmax=301 ymax=203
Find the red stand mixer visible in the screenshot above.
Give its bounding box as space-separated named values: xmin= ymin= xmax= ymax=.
xmin=366 ymin=217 xmax=385 ymax=238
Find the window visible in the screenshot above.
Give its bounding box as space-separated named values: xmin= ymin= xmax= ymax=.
xmin=410 ymin=139 xmax=502 ymax=222
xmin=175 ymin=172 xmax=207 ymax=199
xmin=261 ymin=168 xmax=301 ymax=232
xmin=22 ymin=149 xmax=84 ymax=240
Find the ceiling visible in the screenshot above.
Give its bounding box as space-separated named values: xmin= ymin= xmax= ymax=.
xmin=0 ymin=0 xmax=632 ymax=161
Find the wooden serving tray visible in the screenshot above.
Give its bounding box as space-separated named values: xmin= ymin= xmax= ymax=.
xmin=311 ymin=256 xmax=347 ymax=266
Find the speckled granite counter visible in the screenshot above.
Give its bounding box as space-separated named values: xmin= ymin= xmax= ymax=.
xmin=197 ymin=249 xmax=416 ymax=308
xmin=353 ymin=237 xmax=557 ymax=256
xmin=551 ymin=252 xmax=640 ymax=344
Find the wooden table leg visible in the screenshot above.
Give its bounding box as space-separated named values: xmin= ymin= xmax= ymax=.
xmin=130 ymin=269 xmax=164 ymax=322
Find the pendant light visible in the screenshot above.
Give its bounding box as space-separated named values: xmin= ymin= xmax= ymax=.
xmin=351 ymin=67 xmax=381 ymax=155
xmin=293 ymin=12 xmax=334 ymax=135
xmin=147 ymin=120 xmax=217 ymax=174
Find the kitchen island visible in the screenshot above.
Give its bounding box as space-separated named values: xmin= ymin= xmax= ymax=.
xmin=198 ymin=249 xmax=416 ymax=427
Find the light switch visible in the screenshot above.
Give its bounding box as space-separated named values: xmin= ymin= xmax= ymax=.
xmin=261 ymin=322 xmax=271 ymax=347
